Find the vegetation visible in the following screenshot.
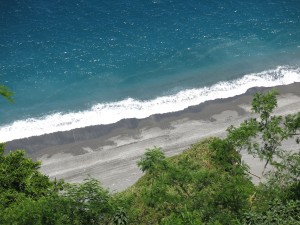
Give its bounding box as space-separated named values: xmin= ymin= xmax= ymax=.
xmin=0 ymin=89 xmax=299 ymax=224
xmin=116 ymin=139 xmax=254 ymax=224
xmin=0 ymin=84 xmax=14 ymax=103
xmin=0 ymin=149 xmax=115 ymax=224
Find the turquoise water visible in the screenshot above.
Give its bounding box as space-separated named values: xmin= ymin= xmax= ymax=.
xmin=0 ymin=0 xmax=300 ymax=141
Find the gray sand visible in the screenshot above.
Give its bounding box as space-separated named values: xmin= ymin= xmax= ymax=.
xmin=6 ymin=83 xmax=300 ymax=192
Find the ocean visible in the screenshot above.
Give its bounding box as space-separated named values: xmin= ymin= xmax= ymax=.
xmin=1 ymin=0 xmax=300 ymax=142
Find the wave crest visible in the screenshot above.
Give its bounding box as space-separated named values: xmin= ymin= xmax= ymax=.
xmin=1 ymin=65 xmax=300 ymax=142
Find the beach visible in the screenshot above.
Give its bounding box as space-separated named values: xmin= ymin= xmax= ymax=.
xmin=6 ymin=83 xmax=300 ymax=192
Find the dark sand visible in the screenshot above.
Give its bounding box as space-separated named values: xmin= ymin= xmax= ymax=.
xmin=6 ymin=83 xmax=300 ymax=192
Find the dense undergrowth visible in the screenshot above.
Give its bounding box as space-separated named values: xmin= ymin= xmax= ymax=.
xmin=115 ymin=139 xmax=254 ymax=224
xmin=1 ymin=90 xmax=299 ymax=224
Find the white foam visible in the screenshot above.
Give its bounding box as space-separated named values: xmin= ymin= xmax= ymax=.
xmin=1 ymin=65 xmax=300 ymax=142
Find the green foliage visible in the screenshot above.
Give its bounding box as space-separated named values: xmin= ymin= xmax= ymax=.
xmin=225 ymin=89 xmax=300 ymax=181
xmin=62 ymin=178 xmax=113 ymax=224
xmin=117 ymin=139 xmax=254 ymax=224
xmin=1 ymin=194 xmax=66 ymax=225
xmin=0 ymin=144 xmax=55 ymax=209
xmin=113 ymin=207 xmax=128 ymax=225
xmin=161 ymin=208 xmax=203 ymax=225
xmin=268 ymin=151 xmax=300 ymax=187
xmin=1 ymin=178 xmax=115 ymax=225
xmin=285 ymin=112 xmax=300 ymax=144
xmin=221 ymin=89 xmax=300 ymax=223
xmin=251 ymin=89 xmax=278 ymax=121
xmin=0 ymin=84 xmax=14 ymax=103
xmin=0 ymin=144 xmax=64 ymax=224
xmin=244 ymin=199 xmax=300 ymax=225
xmin=0 ymin=145 xmax=117 ymax=225
xmin=209 ymin=138 xmax=243 ymax=173
xmin=137 ymin=147 xmax=167 ymax=174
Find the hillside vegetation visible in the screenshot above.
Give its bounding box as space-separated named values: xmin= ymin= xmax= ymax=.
xmin=0 ymin=89 xmax=299 ymax=224
xmin=115 ymin=139 xmax=254 ymax=224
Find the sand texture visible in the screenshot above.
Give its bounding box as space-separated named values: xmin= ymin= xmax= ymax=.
xmin=6 ymin=83 xmax=300 ymax=192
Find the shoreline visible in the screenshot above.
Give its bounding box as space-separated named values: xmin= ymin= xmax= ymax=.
xmin=2 ymin=65 xmax=300 ymax=143
xmin=5 ymin=82 xmax=300 ymax=192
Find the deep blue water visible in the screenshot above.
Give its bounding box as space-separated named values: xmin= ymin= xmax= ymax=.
xmin=1 ymin=0 xmax=300 ymax=141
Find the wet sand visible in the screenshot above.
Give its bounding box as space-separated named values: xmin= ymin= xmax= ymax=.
xmin=6 ymin=83 xmax=300 ymax=192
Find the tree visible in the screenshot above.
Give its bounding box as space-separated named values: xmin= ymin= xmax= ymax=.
xmin=212 ymin=89 xmax=300 ymax=223
xmin=62 ymin=178 xmax=113 ymax=224
xmin=137 ymin=147 xmax=167 ymax=174
xmin=0 ymin=144 xmax=56 ymax=209
xmin=1 ymin=176 xmax=115 ymax=225
xmin=224 ymin=89 xmax=300 ymax=181
xmin=0 ymin=144 xmax=65 ymax=224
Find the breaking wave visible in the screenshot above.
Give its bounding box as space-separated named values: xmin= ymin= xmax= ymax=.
xmin=1 ymin=65 xmax=300 ymax=142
